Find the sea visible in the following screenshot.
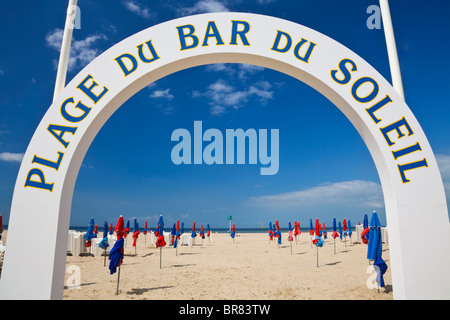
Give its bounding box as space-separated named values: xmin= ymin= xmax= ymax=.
xmin=67 ymin=226 xmax=355 ymax=233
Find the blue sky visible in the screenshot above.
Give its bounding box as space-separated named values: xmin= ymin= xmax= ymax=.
xmin=0 ymin=0 xmax=449 ymax=230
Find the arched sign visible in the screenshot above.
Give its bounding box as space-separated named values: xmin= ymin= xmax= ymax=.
xmin=0 ymin=12 xmax=449 ymax=300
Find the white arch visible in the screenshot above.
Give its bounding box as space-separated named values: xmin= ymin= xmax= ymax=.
xmin=1 ymin=13 xmax=449 ymax=300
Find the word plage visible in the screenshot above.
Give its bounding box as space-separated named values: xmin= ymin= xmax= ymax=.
xmin=171 ymin=121 xmax=279 ymax=175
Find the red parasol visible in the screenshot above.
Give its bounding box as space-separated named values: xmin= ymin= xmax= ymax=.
xmin=275 ymin=220 xmax=280 ymax=234
xmin=109 ymin=215 xmax=124 ymax=294
xmin=111 ymin=216 xmax=124 ymax=268
xmin=343 ymin=218 xmax=348 ymax=246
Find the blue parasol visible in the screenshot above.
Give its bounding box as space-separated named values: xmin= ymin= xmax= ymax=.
xmin=99 ymin=220 xmax=109 ymax=249
xmin=174 ymin=220 xmax=180 ymax=251
xmin=367 ymin=211 xmax=387 ymax=288
xmin=109 ymin=238 xmax=124 ymax=275
xmin=171 ymin=223 xmax=176 ymax=239
xmin=367 ymin=211 xmax=382 ymax=260
xmin=267 ymin=221 xmax=273 ymax=242
xmin=191 ymin=221 xmax=197 ymax=238
xmin=332 ymin=217 xmax=338 ymax=254
xmin=99 ymin=220 xmax=109 ymax=266
xmin=230 ymin=223 xmax=236 ymax=239
xmin=361 ymin=213 xmax=370 ymax=244
xmin=338 ymin=221 xmax=343 ymax=240
xmin=363 ymin=213 xmax=369 ymax=229
xmin=132 ymin=219 xmax=140 ymax=254
xmin=348 ymin=220 xmax=353 ymax=239
xmin=206 ymin=223 xmax=211 ymax=239
xmin=109 ymin=216 xmax=124 ymax=278
xmin=84 ymin=217 xmax=95 ymax=249
xmin=156 ymin=215 xmax=166 ymax=268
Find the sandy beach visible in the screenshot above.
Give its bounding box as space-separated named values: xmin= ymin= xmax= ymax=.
xmin=0 ymin=230 xmax=393 ymax=300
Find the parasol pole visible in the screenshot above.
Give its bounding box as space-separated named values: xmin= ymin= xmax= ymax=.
xmin=160 ymin=247 xmax=162 ymax=269
xmin=290 ymin=240 xmax=292 ymax=255
xmin=53 ymin=0 xmax=78 ymax=102
xmin=316 ymin=246 xmax=319 ymax=268
xmin=104 ymin=248 xmax=106 ymax=266
xmin=116 ymin=266 xmax=121 ymax=295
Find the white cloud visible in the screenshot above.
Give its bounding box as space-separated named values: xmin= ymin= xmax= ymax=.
xmin=122 ymin=1 xmax=154 ymax=19
xmin=196 ymin=78 xmax=273 ymax=115
xmin=245 ymin=180 xmax=384 ymax=209
xmin=177 ymin=0 xmax=229 ymax=16
xmin=257 ymin=0 xmax=277 ymax=4
xmin=150 ymin=88 xmax=174 ymax=100
xmin=237 ymin=64 xmax=265 ymax=80
xmin=46 ymin=29 xmax=107 ymax=72
xmin=0 ymin=152 xmax=24 ymax=163
xmin=210 ymin=105 xmax=227 ymax=116
xmin=206 ymin=63 xmax=235 ymax=74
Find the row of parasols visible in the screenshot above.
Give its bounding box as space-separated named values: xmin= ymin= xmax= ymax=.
xmin=266 ymin=211 xmax=388 ymax=290
xmin=83 ymin=214 xmax=211 ymax=295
